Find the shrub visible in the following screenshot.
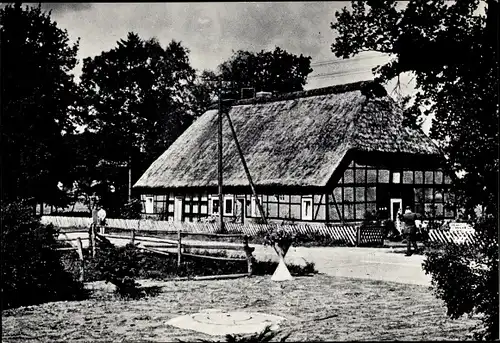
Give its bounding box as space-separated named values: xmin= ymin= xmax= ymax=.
xmin=225 ymin=325 xmax=290 ymax=343
xmin=183 ymin=325 xmax=290 ymax=343
xmin=1 ymin=200 xmax=87 ymax=309
xmin=253 ymin=260 xmax=317 ymax=276
xmin=85 ymin=236 xmax=141 ymax=299
xmin=422 ymin=216 xmax=498 ymax=340
xmin=118 ymin=198 xmax=142 ymax=219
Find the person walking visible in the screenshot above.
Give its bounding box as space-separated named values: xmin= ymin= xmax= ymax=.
xmin=402 ymin=206 xmax=422 ymax=256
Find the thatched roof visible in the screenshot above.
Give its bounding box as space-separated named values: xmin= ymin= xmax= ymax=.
xmin=134 ymin=81 xmax=441 ymax=190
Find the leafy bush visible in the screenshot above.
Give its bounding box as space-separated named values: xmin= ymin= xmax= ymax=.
xmin=85 ymin=244 xmax=318 ymax=281
xmin=253 ymin=260 xmax=317 ymax=277
xmin=225 ymin=325 xmax=290 ymax=343
xmin=262 ymin=226 xmax=297 ymax=248
xmin=422 ymin=216 xmax=498 ymax=340
xmin=118 ymin=198 xmax=142 ymax=219
xmin=254 ymin=229 xmax=349 ymax=247
xmin=1 ymin=200 xmax=87 ymax=309
xmin=85 ymin=236 xmax=141 ymax=299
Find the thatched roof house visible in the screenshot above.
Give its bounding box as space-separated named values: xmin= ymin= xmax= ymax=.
xmin=134 ymin=81 xmax=452 ymax=223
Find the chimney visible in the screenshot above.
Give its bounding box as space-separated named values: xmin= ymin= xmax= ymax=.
xmin=256 ymin=91 xmax=272 ymax=99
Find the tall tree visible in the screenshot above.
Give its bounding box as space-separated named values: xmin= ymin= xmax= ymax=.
xmin=79 ymin=32 xmax=197 ymax=212
xmin=1 ymin=3 xmax=80 ymax=209
xmin=331 ymin=1 xmax=498 ymax=339
xmin=213 ymin=47 xmax=313 ymax=99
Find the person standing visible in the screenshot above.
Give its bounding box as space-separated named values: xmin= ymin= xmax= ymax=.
xmin=402 ymin=206 xmax=422 ymax=256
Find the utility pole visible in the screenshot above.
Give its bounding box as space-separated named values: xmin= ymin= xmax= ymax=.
xmin=223 ymin=109 xmax=267 ymax=224
xmin=128 ymin=155 xmax=132 ymax=202
xmin=217 ymin=81 xmax=224 ymax=232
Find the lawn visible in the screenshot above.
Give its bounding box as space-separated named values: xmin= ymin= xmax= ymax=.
xmin=2 ymin=274 xmax=479 ymax=342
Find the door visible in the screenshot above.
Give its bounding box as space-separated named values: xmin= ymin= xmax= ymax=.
xmin=174 ymin=196 xmax=183 ymax=222
xmin=390 ymin=198 xmax=402 ymax=233
xmin=236 ymin=199 xmax=244 ymax=224
xmin=390 ymin=198 xmax=402 ymax=222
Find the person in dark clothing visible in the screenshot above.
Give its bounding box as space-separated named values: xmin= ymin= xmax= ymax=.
xmin=402 ymin=206 xmax=422 ymax=256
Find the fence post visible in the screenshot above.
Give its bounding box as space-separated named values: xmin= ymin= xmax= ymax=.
xmin=75 ymin=237 xmax=84 ymax=282
xmin=356 ymin=226 xmax=361 ymax=247
xmin=177 ymin=226 xmax=182 ymax=268
xmin=243 ymin=235 xmax=255 ymax=276
xmin=131 ymin=227 xmax=135 ymax=244
xmin=91 ymin=210 xmax=98 ymax=258
xmin=88 ymin=224 xmax=96 ymax=258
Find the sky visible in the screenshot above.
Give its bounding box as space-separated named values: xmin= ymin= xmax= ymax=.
xmin=36 ymin=2 xmax=427 ymax=131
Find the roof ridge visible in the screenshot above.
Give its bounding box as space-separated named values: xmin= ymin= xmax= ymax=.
xmin=207 ymin=80 xmax=387 ymax=110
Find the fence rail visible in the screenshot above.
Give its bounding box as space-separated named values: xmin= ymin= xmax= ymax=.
xmin=42 ymin=216 xmax=361 ymax=246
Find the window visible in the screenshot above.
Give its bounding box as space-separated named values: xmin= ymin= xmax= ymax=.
xmin=414 ymin=171 xmax=423 ymax=184
xmin=366 ymin=187 xmax=376 ymax=201
xmin=343 ymin=187 xmax=354 ymax=202
xmin=392 ymin=172 xmax=401 ymax=184
xmin=268 ymin=203 xmax=278 ymax=217
xmin=200 ymin=204 xmax=208 ymax=214
xmin=355 ymin=187 xmax=365 ymax=202
xmin=355 ymin=203 xmax=365 ymax=220
xmin=425 ymin=171 xmax=434 ymax=184
xmin=378 ymin=169 xmax=390 ymax=183
xmin=279 ymin=195 xmax=286 ymax=201
xmin=355 ymin=169 xmax=365 ymax=183
xmin=434 ymin=171 xmax=443 ymax=184
xmin=144 ymin=196 xmax=154 ymax=213
xmin=403 ymin=171 xmax=413 ymax=184
xmin=367 ymin=169 xmax=377 ymax=183
xmin=251 ymin=195 xmax=263 ymax=217
xmin=224 ymin=196 xmax=234 ymax=216
xmin=302 ymin=197 xmax=313 ymax=220
xmin=211 ymin=199 xmax=219 ymax=215
xmin=343 ymin=169 xmax=354 ymax=183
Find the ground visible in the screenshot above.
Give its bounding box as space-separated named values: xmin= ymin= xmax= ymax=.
xmin=3 ymin=234 xmax=478 ymax=341
xmin=2 ymin=275 xmax=478 ymax=341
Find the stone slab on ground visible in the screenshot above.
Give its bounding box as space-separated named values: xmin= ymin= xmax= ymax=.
xmin=166 ymin=309 xmax=285 ymax=336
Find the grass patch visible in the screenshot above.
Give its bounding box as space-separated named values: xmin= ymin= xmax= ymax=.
xmin=1 ymin=274 xmax=479 ymax=341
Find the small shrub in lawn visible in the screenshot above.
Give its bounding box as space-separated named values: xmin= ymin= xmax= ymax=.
xmin=253 ymin=260 xmax=317 ymax=276
xmin=85 ymin=236 xmax=141 ymax=299
xmin=189 ymin=325 xmax=290 ymax=343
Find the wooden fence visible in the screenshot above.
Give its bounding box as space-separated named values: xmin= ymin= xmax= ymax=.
xmin=428 ymin=228 xmax=477 ymax=246
xmin=53 ymin=236 xmax=85 ymax=282
xmin=42 ymin=216 xmax=362 ymax=245
xmin=55 ymin=223 xmax=255 ymax=279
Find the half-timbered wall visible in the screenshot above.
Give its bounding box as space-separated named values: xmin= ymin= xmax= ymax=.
xmin=139 ymin=161 xmax=455 ymax=222
xmin=328 ymin=160 xmax=454 ymax=222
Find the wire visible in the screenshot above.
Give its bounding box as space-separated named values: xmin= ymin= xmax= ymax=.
xmin=308 ymin=70 xmax=373 ymax=79
xmin=310 ymin=55 xmax=388 ymax=67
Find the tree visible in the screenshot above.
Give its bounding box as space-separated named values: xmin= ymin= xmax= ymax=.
xmin=1 ymin=3 xmax=81 ymax=209
xmin=331 ymin=1 xmax=498 ymax=339
xmin=78 ymin=32 xmax=197 ymax=213
xmin=1 ymin=199 xmax=87 ymax=309
xmin=213 ymin=47 xmax=313 ymax=99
